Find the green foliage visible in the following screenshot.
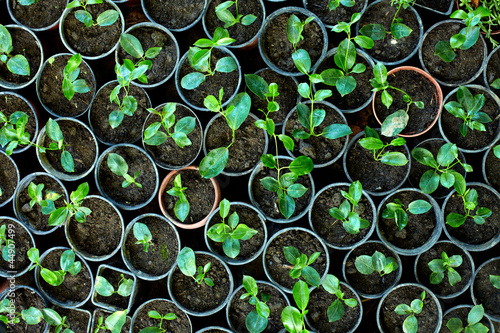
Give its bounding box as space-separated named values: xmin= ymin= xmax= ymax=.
xmin=321 ymin=274 xmax=358 ymax=322
xmin=491 ymin=78 xmax=500 ymax=89
xmin=44 ymin=118 xmax=75 ymax=173
xmin=446 ymin=304 xmax=489 ymax=333
xmin=133 ymin=222 xmax=152 ymax=252
xmin=328 ymin=0 xmax=355 ymax=10
xmin=394 ymin=291 xmax=425 ymax=333
xmin=355 ymin=251 xmax=398 ymax=276
xmin=281 ymin=280 xmax=310 ymax=333
xmin=284 ymin=246 xmax=321 ymax=287
xmin=287 ymin=14 xmax=315 ymax=50
xmin=95 ymin=274 xmax=133 ymax=298
xmin=428 ymin=251 xmax=463 ymax=287
xmin=215 ymin=0 xmax=257 ymax=28
xmin=0 ymin=302 xmax=75 ymax=332
xmin=61 ymin=54 xmax=90 ymax=101
xmin=28 ymin=248 xmax=82 ymax=287
xmin=445 ymin=187 xmax=492 ymax=228
xmin=329 ymin=181 xmax=370 ymax=234
xmin=240 ymin=275 xmax=271 ymax=333
xmin=138 ymin=311 xmax=177 ymax=333
xmin=490 ymin=274 xmax=500 ymax=289
xmin=0 ymin=225 xmax=14 ymax=262
xmin=66 ymin=0 xmax=119 ymax=28
xmin=494 ymin=145 xmax=500 ymax=159
xmin=107 ymin=153 xmax=142 ymax=188
xmin=0 ymin=25 xmax=30 ymax=76
xmin=176 ymin=247 xmax=214 ymax=286
xmin=381 ymin=198 xmax=432 ymax=230
xmin=358 ymin=126 xmax=409 ymax=166
xmin=167 ymin=174 xmax=190 ymax=222
xmin=94 ymin=310 xmax=127 ymax=333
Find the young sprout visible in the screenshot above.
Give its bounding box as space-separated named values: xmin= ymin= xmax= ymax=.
xmin=328 ymin=0 xmax=355 ymax=10
xmin=240 ymin=275 xmax=271 ymax=333
xmin=0 ymin=225 xmax=14 ymax=262
xmin=66 ymin=0 xmax=119 ymax=28
xmin=428 ymin=251 xmax=463 ymax=286
xmin=61 ymin=53 xmax=91 ymax=102
xmin=28 ymin=248 xmax=82 ymax=287
xmin=181 ymin=28 xmax=237 ymax=90
xmin=490 ymin=274 xmax=500 ymax=289
xmin=381 ymin=198 xmax=432 ymax=230
xmin=394 ymin=291 xmax=425 ymax=333
xmin=176 ymin=247 xmax=214 ymax=286
xmin=107 ymin=153 xmax=142 ymax=188
xmin=95 ymin=274 xmax=134 ymax=298
xmin=94 ymin=310 xmax=127 ymax=333
xmin=284 ymin=246 xmax=321 ymax=287
xmin=215 ymin=0 xmax=257 ymax=28
xmin=138 ymin=311 xmax=177 ymax=333
xmin=167 ymin=174 xmax=190 ymax=222
xmin=320 ymin=274 xmax=358 ymax=322
xmin=206 ymin=199 xmax=258 ymax=259
xmin=359 ymin=126 xmax=409 ymax=166
xmin=0 ymin=24 xmax=30 ymax=76
xmin=287 ymin=14 xmax=315 ymax=51
xmin=281 ymin=280 xmax=310 ymax=333
xmin=133 ymin=222 xmax=152 ymax=252
xmin=329 ymin=180 xmax=370 ymax=234
xmin=355 ymin=251 xmax=399 ymax=276
xmin=446 ymin=304 xmax=489 ymax=333
xmin=446 ymin=187 xmax=492 ymax=228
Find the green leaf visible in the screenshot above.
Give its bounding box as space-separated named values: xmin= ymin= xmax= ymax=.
xmin=61 ymin=150 xmax=74 ymax=173
xmin=359 ymin=24 xmax=386 ymax=40
xmin=199 ymin=147 xmax=229 ymax=178
xmin=177 ymin=247 xmax=196 ymax=277
xmin=380 ymin=152 xmax=408 ymax=166
xmin=287 ymin=184 xmax=307 ymax=198
xmin=394 ymin=208 xmax=408 ymax=230
xmin=293 ymin=280 xmax=309 ymax=311
xmin=359 ymin=137 xmax=384 ymax=150
xmin=355 ymin=255 xmax=374 ymax=275
xmin=41 ymin=268 xmax=64 ymax=286
xmin=215 ymin=56 xmax=237 ymax=73
xmin=302 ymin=266 xmax=321 ymax=287
xmin=46 ymin=118 xmax=63 ymax=143
xmin=95 ymin=275 xmax=115 ymax=296
xmin=242 ymin=14 xmax=257 ymax=26
xmin=391 ymin=23 xmax=412 ymax=39
xmin=279 ymin=194 xmax=295 ymax=219
xmin=175 ymin=196 xmax=190 ymax=222
xmin=21 ymin=307 xmax=42 ymax=325
xmin=440 ymin=172 xmax=455 ymax=188
xmin=181 ymin=72 xmax=206 ymax=90
xmin=320 ymin=68 xmax=343 ymax=86
xmin=96 ymin=10 xmax=119 ymax=27
xmin=48 ymin=207 xmax=69 ymax=226
xmin=292 ymin=49 xmax=311 ymax=74
xmin=419 ymin=170 xmax=440 ymax=194
xmin=446 ymin=317 xmax=463 ymax=333
xmin=448 ymin=269 xmax=462 ymax=287
xmin=245 ymin=74 xmax=268 ymax=100
xmin=42 ymin=308 xmax=62 ymax=326
xmin=145 ymin=47 xmax=162 ymax=59
xmin=120 ymin=33 xmax=144 ymax=58
xmin=353 ymin=35 xmax=374 ymax=49
xmin=223 ymin=237 xmax=240 ymax=258
xmin=281 ymin=306 xmax=303 ymax=333
xmin=336 ymin=76 xmax=357 ymax=97
xmin=109 ymin=110 xmax=124 ymax=129
xmin=287 ymin=14 xmax=302 ymax=45
xmin=403 ymin=314 xmax=418 ymax=333
xmin=327 ymin=299 xmax=344 ymax=322
xmin=226 ymin=92 xmax=251 ymax=130
xmin=74 ymin=10 xmax=93 ymax=27
xmin=107 ymin=153 xmax=128 ymax=177
xmin=260 ymin=154 xmax=276 ymax=169
xmin=7 ymin=54 xmax=30 ymax=76
xmin=105 ymin=310 xmax=127 ymax=333
xmin=490 ymin=275 xmax=500 ymax=289
xmin=434 ymin=41 xmax=456 ymax=62
xmin=289 ymin=156 xmax=314 ymax=176
xmin=381 ymin=110 xmax=409 ymax=137
xmin=408 ymin=200 xmax=432 ymax=215
xmin=446 ymin=213 xmax=466 ymax=228
xmin=411 ymin=147 xmax=437 ymax=168
xmin=437 ymin=143 xmax=458 ymax=167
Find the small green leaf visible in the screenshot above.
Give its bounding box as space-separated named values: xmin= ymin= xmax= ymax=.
xmin=96 ymin=10 xmax=119 ymax=27
xmin=199 ymin=147 xmax=229 ymax=178
xmin=120 ymin=33 xmax=144 ymax=58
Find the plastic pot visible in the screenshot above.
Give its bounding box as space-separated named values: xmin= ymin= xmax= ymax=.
xmin=441 ymin=304 xmax=495 ymax=333
xmin=131 ymin=298 xmax=193 ymax=333
xmin=483 ymin=46 xmax=500 ymax=91
xmin=91 ymin=264 xmax=137 ymax=313
xmin=43 ymin=306 xmax=91 ymax=333
xmin=0 ymin=285 xmax=49 ymax=332
xmin=470 ymin=256 xmax=500 ymax=322
xmin=0 ymin=151 xmax=19 ymax=208
xmin=141 ymin=0 xmax=207 ymax=32
xmin=414 ymin=0 xmax=454 ymax=15
xmin=6 ymin=0 xmax=67 ymax=31
xmin=195 ymin=327 xmax=233 ymax=333
xmin=0 ymin=216 xmax=35 ymax=278
xmin=91 ymin=308 xmax=132 ymax=333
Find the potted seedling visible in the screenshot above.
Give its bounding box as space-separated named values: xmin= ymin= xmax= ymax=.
xmin=0 ymin=25 xmax=29 ymax=77
xmin=281 ymin=280 xmax=311 ymax=333
xmin=92 ymin=309 xmax=128 ymax=333
xmin=445 ymin=304 xmax=492 ymax=333
xmin=0 ymin=286 xmax=49 ymax=333
xmin=130 ymin=298 xmax=192 ymax=333
xmin=93 ymin=264 xmax=136 ymax=312
xmin=0 ymin=217 xmax=36 ymax=278
xmin=392 ymin=291 xmax=426 ymax=333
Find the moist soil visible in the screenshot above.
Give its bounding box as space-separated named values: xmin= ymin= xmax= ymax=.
xmin=94 ymin=267 xmax=134 ymax=310
xmin=409 ymin=139 xmax=467 ymax=199
xmin=358 ymin=1 xmax=420 ymax=63
xmin=41 ymin=119 xmax=97 ymax=175
xmin=416 ymin=242 xmax=472 ymax=297
xmin=0 ymin=154 xmax=17 ymax=206
xmin=345 ymin=132 xmax=409 ymax=194
xmin=414 ymin=0 xmax=453 ymax=13
xmin=8 ymin=0 xmax=66 ymax=29
xmin=443 ymin=184 xmax=500 ymax=246
xmin=378 ymin=190 xmax=437 ymax=250
xmin=178 ymin=48 xmax=240 ymax=109
xmin=485 ymin=147 xmax=500 ymax=192
xmin=98 ymin=145 xmax=157 ymax=207
xmin=124 ymin=215 xmax=179 ymax=277
xmin=38 ymin=54 xmax=96 ymax=117
xmin=307 ymin=284 xmax=361 ymax=333
xmin=92 ymin=309 xmax=131 ymax=333
xmin=262 ymin=12 xmax=325 ymax=73
xmin=39 ymin=248 xmax=92 ymax=304
xmin=142 ymin=0 xmax=204 ymax=30
xmin=0 ymin=27 xmax=41 ymax=85
xmin=205 ymin=114 xmax=266 ymax=173
xmin=251 ymin=158 xmax=313 ymax=219
xmin=132 ymin=299 xmax=191 ymax=332
xmin=116 ymin=26 xmax=178 ymax=85
xmin=441 ymin=87 xmax=500 ymax=151
xmin=264 ymin=229 xmax=328 ymax=290
xmin=161 ymin=169 xmax=215 ymax=224
xmin=379 ymin=285 xmax=440 ymax=333
xmin=90 ymin=81 xmax=151 ymax=144
xmin=18 ymin=174 xmax=66 ymax=232
xmin=472 ymin=259 xmax=500 ymax=318
xmin=206 ymin=204 xmax=265 ymax=262
xmin=2 ymin=287 xmax=47 ymax=333
xmin=170 ymin=253 xmax=231 ymax=313
xmin=440 ymin=306 xmax=492 ymax=333
xmin=0 ymin=93 xmax=37 ymax=151
xmin=305 ymin=0 xmax=367 ymax=27
xmin=374 ymin=69 xmax=440 ymax=135
xmin=67 ymin=196 xmax=122 ymax=257
xmin=143 ymin=104 xmax=202 ymax=168
xmin=247 ymin=68 xmax=299 ymax=124
xmin=0 ymin=219 xmax=33 ymax=272
xmin=48 ymin=306 xmax=90 ymax=333
xmin=205 ymin=0 xmax=264 ymax=46
xmin=284 ymin=102 xmax=347 ymax=165
xmin=485 ymin=47 xmax=500 ymax=88
xmin=228 ymin=282 xmax=288 ymax=333
xmin=344 ymin=242 xmax=399 ymax=295
xmin=62 ymin=2 xmax=122 ymax=57
xmin=310 ymin=185 xmax=374 ymax=248
xmin=421 ymin=21 xmax=485 ymax=85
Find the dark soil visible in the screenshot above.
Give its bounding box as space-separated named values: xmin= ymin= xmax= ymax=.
xmin=94 ymin=267 xmax=134 ymax=310
xmin=444 ymin=184 xmax=500 ymax=246
xmin=41 ymin=119 xmax=97 ymax=175
xmin=62 ymin=1 xmax=122 ymax=57
xmin=39 ymin=248 xmax=92 ymax=304
xmin=132 ymin=299 xmax=191 ymax=332
xmin=0 ymin=154 xmax=17 ymax=206
xmin=485 ymin=47 xmax=500 ymax=88
xmin=170 ymin=253 xmax=231 ymax=313
xmin=142 ymin=0 xmax=204 ymax=30
xmin=305 ymin=0 xmax=367 ymax=27
xmin=90 ymin=81 xmax=151 ymax=144
xmin=205 ymin=0 xmax=264 ymax=46
xmin=8 ymin=0 xmax=66 ymax=29
xmin=415 ymin=0 xmax=453 ymax=13
xmin=264 ymin=229 xmax=328 ymax=290
xmin=310 ymin=185 xmax=374 ymax=248
xmin=421 ymin=21 xmax=485 ymax=85
xmin=485 ymin=146 xmax=500 ymax=192
xmin=358 ymin=0 xmax=420 ymax=63
xmin=38 ymin=54 xmax=96 ymax=117
xmin=92 ymin=309 xmax=131 ymax=333
xmin=0 ymin=219 xmax=33 ymax=272
xmin=416 ymin=242 xmax=472 ymax=297
xmin=307 ymin=284 xmax=361 ymax=332
xmin=441 ymin=87 xmax=500 ymax=151
xmin=0 ymin=26 xmax=41 ymax=85
xmin=228 ymin=282 xmax=288 ymax=333
xmin=2 ymin=287 xmax=47 ymax=333
xmin=262 ymin=11 xmax=325 ymax=73
xmin=379 ymin=284 xmax=440 ymax=333
xmin=472 ymin=258 xmax=500 ymax=318
xmin=205 ymin=114 xmax=266 ymax=173
xmin=440 ymin=306 xmax=492 ymax=333
xmin=374 ymin=69 xmax=440 ymax=135
xmin=344 ymin=242 xmax=400 ymax=295
xmin=206 ymin=204 xmax=265 ymax=261
xmin=178 ymin=48 xmax=240 ymax=109
xmin=0 ymin=93 xmax=37 ymax=151
xmin=251 ymin=158 xmax=313 ymax=219
xmin=48 ymin=306 xmax=90 ymax=333
xmin=116 ymin=26 xmax=178 ymax=85
xmin=124 ymin=215 xmax=179 ymax=277
xmin=67 ymin=196 xmax=122 ymax=257
xmin=161 ymin=169 xmax=215 ymax=224
xmin=98 ymin=145 xmax=157 ymax=207
xmin=18 ymin=174 xmax=66 ymax=232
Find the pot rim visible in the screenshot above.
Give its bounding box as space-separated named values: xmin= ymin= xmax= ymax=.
xmin=442 ymin=304 xmax=495 ymax=332
xmin=470 ymin=256 xmax=500 ymax=322
xmin=0 ymin=151 xmax=20 ymax=209
xmin=140 ymin=0 xmax=207 ymax=32
xmin=303 ymin=0 xmax=368 ymax=29
xmin=91 ymin=264 xmax=138 ymax=313
xmin=130 ymin=298 xmax=193 ymax=333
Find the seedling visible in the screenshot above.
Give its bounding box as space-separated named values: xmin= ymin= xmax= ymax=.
xmin=284 ymin=246 xmax=321 ymax=287
xmin=444 ymin=86 xmax=492 ymax=137
xmin=215 ymin=0 xmax=257 ymax=28
xmin=281 ymin=280 xmax=310 ymax=333
xmin=446 ymin=187 xmax=492 ymax=228
xmin=138 ymin=311 xmax=177 ymax=333
xmin=206 ymin=199 xmax=258 ymax=258
xmin=320 ymin=274 xmax=358 ymax=322
xmin=428 ymin=251 xmax=463 ymax=287
xmin=329 ymin=180 xmax=370 ymax=234
xmin=359 ymin=126 xmax=409 ymax=166
xmin=181 ymin=28 xmax=236 ymax=90
xmin=167 ymin=174 xmax=190 ymax=222
xmin=446 ymin=304 xmax=489 ymax=333
xmin=66 ymin=0 xmax=119 ymax=28
xmin=199 ymin=89 xmax=251 ymax=178
xmin=60 ymin=53 xmax=90 ymax=102
xmin=107 ymin=153 xmax=142 ymax=188
xmin=394 ymin=291 xmax=425 ymax=333
xmin=381 ymin=197 xmax=432 ymax=230
xmin=355 ymin=251 xmax=399 ymax=276
xmin=490 ymin=274 xmax=500 ymax=289
xmin=27 ymin=182 xmax=62 ymax=218
xmin=411 ymin=142 xmax=471 ymax=194
xmin=458 ymin=0 xmax=500 ymax=47
xmin=328 ymin=0 xmax=355 ymax=10
xmin=133 ymin=222 xmax=152 ymax=252
xmin=28 ymin=248 xmax=82 ymax=287
xmin=240 ymin=275 xmax=271 ymax=333
xmin=95 ymin=274 xmax=134 ymax=298
xmin=287 ymin=14 xmax=315 ymax=51
xmin=176 ymin=247 xmax=214 ymax=286
xmin=94 ymin=310 xmax=127 ymax=333
xmin=0 ymin=24 xmax=30 ymax=76
xmin=143 ymin=103 xmax=196 ymax=147
xmin=0 ymin=225 xmax=14 ymax=263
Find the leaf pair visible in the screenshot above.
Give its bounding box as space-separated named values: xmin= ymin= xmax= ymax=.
xmin=381 ymin=198 xmax=432 ymax=230
xmin=0 ymin=25 xmax=30 ymax=76
xmin=321 ymin=274 xmax=358 ymax=322
xmin=177 ymin=247 xmax=214 ymax=287
xmin=61 ymin=54 xmax=90 ymax=101
xmin=215 ymin=1 xmax=257 ymax=28
xmin=107 ymin=153 xmax=142 ymax=188
xmin=355 ymin=251 xmax=398 ymax=276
